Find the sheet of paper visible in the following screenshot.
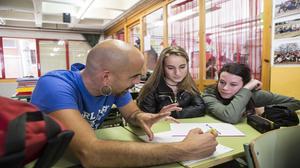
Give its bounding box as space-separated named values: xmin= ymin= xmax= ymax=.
xmin=181 ymin=144 xmax=233 ymax=166
xmin=170 ymin=123 xmax=245 ymax=137
xmin=139 ymin=131 xmax=233 ymax=166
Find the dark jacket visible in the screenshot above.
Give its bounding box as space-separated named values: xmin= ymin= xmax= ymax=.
xmin=138 ymin=78 xmax=206 ymax=118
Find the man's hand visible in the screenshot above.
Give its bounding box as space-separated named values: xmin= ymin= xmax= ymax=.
xmin=179 ymin=128 xmax=218 ymax=160
xmin=158 ymin=103 xmax=182 ymax=123
xmin=158 ymin=103 xmax=182 ymax=114
xmin=134 ymin=112 xmax=172 ymax=141
xmin=137 ymin=103 xmax=182 ymax=140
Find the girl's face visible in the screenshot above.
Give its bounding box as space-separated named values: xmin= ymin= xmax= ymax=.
xmin=164 ymin=54 xmax=188 ymax=85
xmin=217 ymin=71 xmax=244 ymax=99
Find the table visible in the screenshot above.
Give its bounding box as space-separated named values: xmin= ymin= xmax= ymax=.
xmin=50 ymin=127 xmax=183 ymax=168
xmin=125 ymin=115 xmax=262 ymax=168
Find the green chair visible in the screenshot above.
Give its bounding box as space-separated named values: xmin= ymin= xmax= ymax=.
xmin=244 ymin=125 xmax=300 ymax=168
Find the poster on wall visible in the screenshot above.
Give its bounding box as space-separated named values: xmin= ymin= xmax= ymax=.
xmin=273 ymin=39 xmax=300 ymax=65
xmin=272 ymin=0 xmax=300 ymax=66
xmin=274 ymin=0 xmax=300 ymax=18
xmin=274 ymin=18 xmax=300 ymax=39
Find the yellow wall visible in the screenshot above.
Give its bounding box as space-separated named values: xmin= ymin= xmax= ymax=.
xmin=270 ymin=67 xmax=300 ymax=100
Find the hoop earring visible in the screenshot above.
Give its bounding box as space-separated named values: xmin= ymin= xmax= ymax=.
xmin=101 ymin=85 xmax=112 ymax=96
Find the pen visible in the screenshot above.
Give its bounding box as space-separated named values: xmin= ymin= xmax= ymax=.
xmin=206 ymin=124 xmax=221 ymax=136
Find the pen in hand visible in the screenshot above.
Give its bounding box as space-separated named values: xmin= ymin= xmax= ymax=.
xmin=206 ymin=124 xmax=221 ymax=136
xmin=208 ymin=128 xmax=218 ymax=137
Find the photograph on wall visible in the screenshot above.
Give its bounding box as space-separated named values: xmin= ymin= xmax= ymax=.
xmin=274 ymin=0 xmax=300 ymax=18
xmin=273 ymin=39 xmax=300 ymax=65
xmin=275 ymin=18 xmax=300 ymax=39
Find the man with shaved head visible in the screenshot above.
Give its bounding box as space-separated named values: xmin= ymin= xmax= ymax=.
xmin=31 ymin=39 xmax=217 ymax=167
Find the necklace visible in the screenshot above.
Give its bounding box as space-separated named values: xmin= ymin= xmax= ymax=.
xmin=166 ymin=81 xmax=178 ymax=87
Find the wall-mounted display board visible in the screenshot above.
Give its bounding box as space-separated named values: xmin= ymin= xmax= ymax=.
xmin=272 ymin=0 xmax=300 ymax=66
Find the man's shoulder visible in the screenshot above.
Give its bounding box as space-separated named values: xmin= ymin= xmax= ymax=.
xmin=40 ymin=70 xmax=80 ymax=84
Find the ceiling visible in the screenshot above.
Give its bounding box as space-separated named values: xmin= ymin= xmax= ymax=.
xmin=0 ymin=0 xmax=144 ymax=33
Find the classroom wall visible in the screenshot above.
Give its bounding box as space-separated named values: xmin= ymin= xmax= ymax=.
xmin=270 ymin=67 xmax=300 ymax=100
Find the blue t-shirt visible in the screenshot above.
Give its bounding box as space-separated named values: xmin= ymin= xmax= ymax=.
xmin=31 ymin=68 xmax=132 ymax=129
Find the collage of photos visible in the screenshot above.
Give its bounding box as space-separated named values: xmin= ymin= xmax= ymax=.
xmin=273 ymin=41 xmax=300 ymax=64
xmin=273 ymin=0 xmax=300 ymax=66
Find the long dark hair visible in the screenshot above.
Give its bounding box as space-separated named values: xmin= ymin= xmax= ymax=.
xmin=218 ymin=63 xmax=251 ymax=85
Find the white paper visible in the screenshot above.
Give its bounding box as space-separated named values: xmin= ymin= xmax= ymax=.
xmin=181 ymin=144 xmax=233 ymax=166
xmin=139 ymin=131 xmax=233 ymax=166
xmin=170 ymin=123 xmax=245 ymax=137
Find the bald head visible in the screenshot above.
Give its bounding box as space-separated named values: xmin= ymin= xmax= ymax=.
xmin=86 ymin=39 xmax=144 ymax=75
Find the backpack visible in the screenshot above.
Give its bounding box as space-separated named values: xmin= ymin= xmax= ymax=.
xmin=247 ymin=105 xmax=299 ymax=133
xmin=0 ymin=96 xmax=74 ymax=168
xmin=262 ymin=105 xmax=299 ymax=126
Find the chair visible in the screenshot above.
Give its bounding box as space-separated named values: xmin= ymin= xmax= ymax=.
xmin=244 ymin=125 xmax=300 ymax=168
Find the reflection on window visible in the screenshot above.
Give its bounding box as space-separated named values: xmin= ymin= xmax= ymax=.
xmin=128 ymin=24 xmax=141 ymax=49
xmin=205 ymin=0 xmax=263 ymax=80
xmin=39 ymin=40 xmax=66 ymax=75
xmin=69 ymin=41 xmax=91 ymax=68
xmin=143 ymin=8 xmax=163 ymax=71
xmin=168 ymin=0 xmax=200 ymax=80
xmin=3 ymin=38 xmax=37 ymax=78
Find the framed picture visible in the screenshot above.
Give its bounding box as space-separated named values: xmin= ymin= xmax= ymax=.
xmin=274 ymin=0 xmax=300 ymax=19
xmin=274 ymin=18 xmax=300 ymax=39
xmin=273 ymin=39 xmax=300 ymax=65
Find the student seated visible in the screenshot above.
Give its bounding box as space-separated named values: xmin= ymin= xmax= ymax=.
xmin=31 ymin=40 xmax=217 ymax=167
xmin=203 ymin=63 xmax=300 ymax=124
xmin=137 ymin=46 xmax=206 ymax=119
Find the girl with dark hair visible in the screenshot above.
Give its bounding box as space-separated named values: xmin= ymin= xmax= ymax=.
xmin=203 ymin=63 xmax=300 ymax=124
xmin=137 ymin=46 xmax=206 ymax=119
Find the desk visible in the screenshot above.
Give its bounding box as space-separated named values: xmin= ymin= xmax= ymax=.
xmin=51 ymin=127 xmax=183 ymax=168
xmin=125 ymin=115 xmax=262 ymax=168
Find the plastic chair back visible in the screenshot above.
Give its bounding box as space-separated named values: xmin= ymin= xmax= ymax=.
xmin=245 ymin=125 xmax=300 ymax=168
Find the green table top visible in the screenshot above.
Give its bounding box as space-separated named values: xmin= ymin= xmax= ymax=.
xmin=49 ymin=126 xmax=183 ymax=168
xmin=125 ymin=115 xmax=262 ymax=168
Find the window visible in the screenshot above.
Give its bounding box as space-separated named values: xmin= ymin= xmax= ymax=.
xmin=128 ymin=24 xmax=141 ymax=50
xmin=115 ymin=29 xmax=125 ymax=41
xmin=68 ymin=41 xmax=91 ymax=68
xmin=2 ymin=38 xmax=37 ymax=78
xmin=143 ymin=8 xmax=163 ymax=71
xmin=205 ymin=0 xmax=263 ymax=80
xmin=38 ymin=40 xmax=66 ymax=75
xmin=168 ymin=0 xmax=200 ymax=80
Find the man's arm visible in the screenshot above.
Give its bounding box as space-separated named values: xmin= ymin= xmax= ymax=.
xmin=51 ymin=108 xmax=217 ymax=167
